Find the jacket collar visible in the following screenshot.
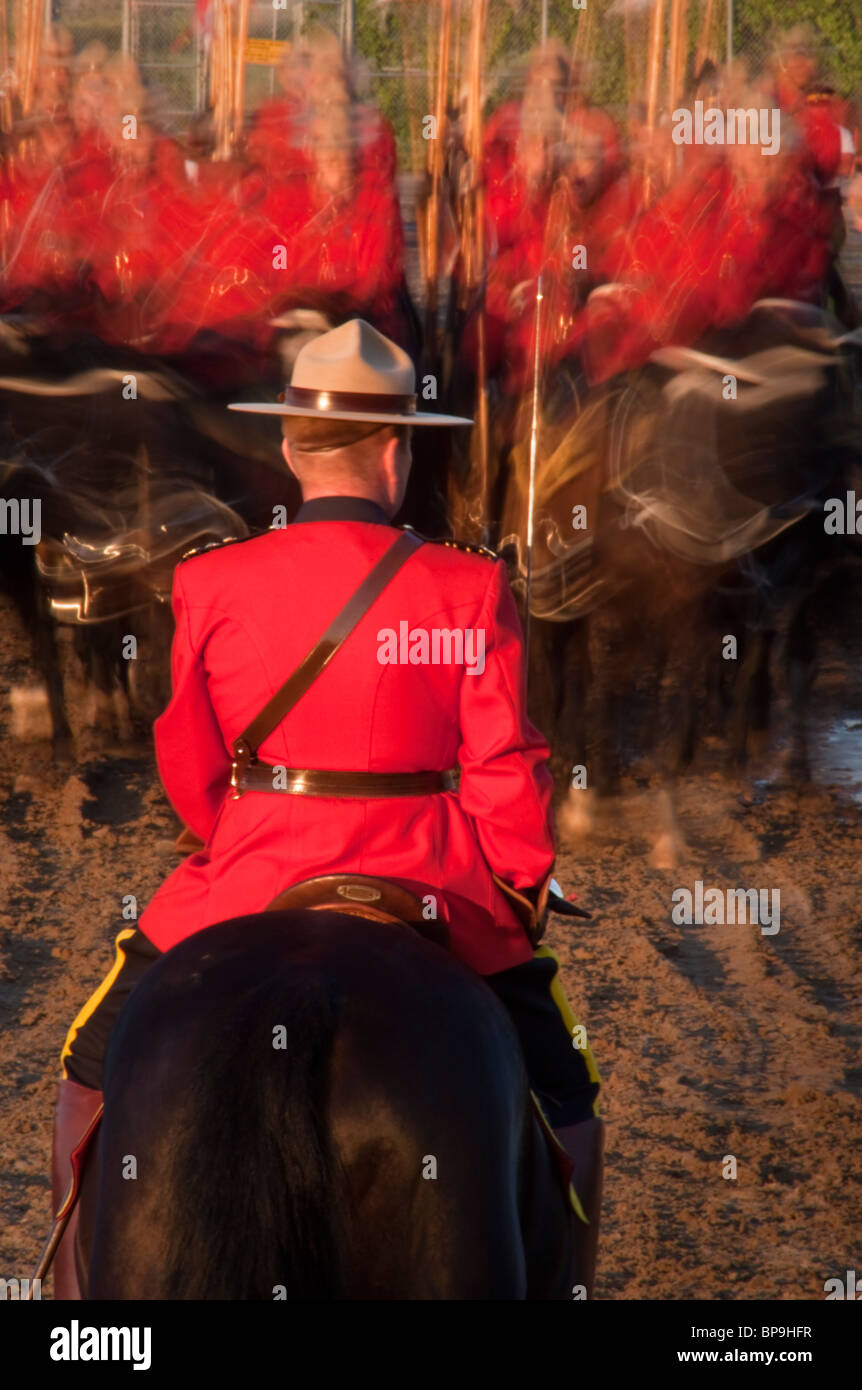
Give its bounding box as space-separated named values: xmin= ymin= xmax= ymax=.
xmin=293 ymin=496 xmax=392 ymax=526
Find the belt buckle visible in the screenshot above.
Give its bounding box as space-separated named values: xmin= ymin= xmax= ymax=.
xmin=230 ymin=739 xmax=252 ymax=799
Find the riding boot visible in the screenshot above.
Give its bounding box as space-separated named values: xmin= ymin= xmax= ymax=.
xmin=50 ymin=1076 xmax=103 ymax=1299
xmin=554 ymin=1115 xmax=604 ymax=1299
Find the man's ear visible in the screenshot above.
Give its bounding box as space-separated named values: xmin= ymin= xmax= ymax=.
xmin=281 ymin=435 xmax=297 ymax=477
xmin=382 ymin=430 xmax=412 ymax=513
xmin=381 ymin=431 xmax=408 ymax=500
xmin=380 ymin=430 xmax=400 ymax=481
xmin=384 ymin=429 xmax=411 ymax=478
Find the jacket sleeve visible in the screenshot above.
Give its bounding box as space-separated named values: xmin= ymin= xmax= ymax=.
xmin=457 ymin=559 xmax=556 ymax=891
xmin=153 ymin=564 xmax=232 ymax=843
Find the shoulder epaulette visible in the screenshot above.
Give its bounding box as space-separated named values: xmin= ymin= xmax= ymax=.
xmin=402 ymin=526 xmax=498 ymax=561
xmin=438 ymin=536 xmax=499 ymax=560
xmin=179 ymin=532 xmax=261 ymax=564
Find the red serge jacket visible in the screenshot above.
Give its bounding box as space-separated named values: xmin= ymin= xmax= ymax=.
xmin=138 ymin=495 xmax=556 ymax=974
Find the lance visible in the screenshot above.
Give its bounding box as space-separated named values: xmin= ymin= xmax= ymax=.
xmin=233 ymin=0 xmax=250 ymax=145
xmin=211 ymin=0 xmax=222 ymax=151
xmin=221 ymin=0 xmax=234 ymax=155
xmin=0 ymin=0 xmax=12 ymax=133
xmin=14 ymin=0 xmax=26 ymax=113
xmin=20 ymin=0 xmax=41 ymax=117
xmin=397 ymin=1 xmax=422 ymax=183
xmin=643 ymin=0 xmax=666 ymax=205
xmin=570 ymin=0 xmax=596 ymax=82
xmin=524 ymin=273 xmax=543 ymax=671
xmin=14 ymin=0 xmax=27 ymax=115
xmin=420 ymin=3 xmax=434 ymax=277
xmin=463 ymin=0 xmax=489 ymax=541
xmin=668 ymin=0 xmax=688 ymax=113
xmin=212 ymin=0 xmax=234 ymax=160
xmin=695 ymin=0 xmax=716 ymax=78
xmin=451 ymin=0 xmax=464 ymax=110
xmin=0 ymin=0 xmax=11 ymax=264
xmin=208 ymin=0 xmax=217 ymax=108
xmin=623 ymin=0 xmax=634 ymax=122
xmin=424 ymin=0 xmax=452 ymax=368
xmin=666 ymin=0 xmax=689 ymax=181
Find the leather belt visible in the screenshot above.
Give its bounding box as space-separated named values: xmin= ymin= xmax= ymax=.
xmin=237 ymin=766 xmax=458 ymax=798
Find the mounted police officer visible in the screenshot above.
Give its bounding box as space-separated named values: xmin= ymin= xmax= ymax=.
xmin=49 ymin=319 xmax=602 ymax=1298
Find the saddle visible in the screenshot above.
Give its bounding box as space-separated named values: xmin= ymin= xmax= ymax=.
xmin=266 ymin=874 xmax=450 ymax=950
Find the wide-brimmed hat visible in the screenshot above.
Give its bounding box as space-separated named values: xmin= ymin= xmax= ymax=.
xmin=228 ymin=318 xmax=472 ymax=427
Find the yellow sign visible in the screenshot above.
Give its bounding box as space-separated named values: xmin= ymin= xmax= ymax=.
xmin=245 ymin=39 xmax=289 ymax=67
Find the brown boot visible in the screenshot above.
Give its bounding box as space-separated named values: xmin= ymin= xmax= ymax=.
xmin=50 ymin=1077 xmax=103 ymax=1299
xmin=554 ymin=1116 xmax=604 ymax=1299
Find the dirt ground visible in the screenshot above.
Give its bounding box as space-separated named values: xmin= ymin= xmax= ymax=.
xmin=0 ymin=586 xmax=860 ymax=1301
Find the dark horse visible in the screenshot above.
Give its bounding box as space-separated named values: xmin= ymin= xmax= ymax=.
xmin=78 ymin=911 xmax=574 ymax=1299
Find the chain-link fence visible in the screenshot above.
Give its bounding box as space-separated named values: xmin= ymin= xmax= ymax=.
xmin=22 ymin=2 xmax=862 ymax=154
xmin=48 ymin=0 xmax=345 ymax=121
xmin=129 ymin=2 xmax=203 ymax=118
xmin=50 ymin=0 xmax=123 ymax=55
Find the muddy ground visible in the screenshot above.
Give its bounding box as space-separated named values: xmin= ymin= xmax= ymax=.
xmin=0 ymin=582 xmax=860 ymax=1300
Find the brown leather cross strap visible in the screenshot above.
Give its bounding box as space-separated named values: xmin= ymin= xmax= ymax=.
xmin=230 ymin=528 xmax=424 ymax=795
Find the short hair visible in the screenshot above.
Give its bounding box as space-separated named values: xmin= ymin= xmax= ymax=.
xmin=281 ymin=416 xmax=408 ymax=455
xmin=281 ymin=418 xmax=411 ymax=488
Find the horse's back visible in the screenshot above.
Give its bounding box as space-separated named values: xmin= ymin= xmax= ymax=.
xmin=87 ymin=911 xmax=563 ymax=1299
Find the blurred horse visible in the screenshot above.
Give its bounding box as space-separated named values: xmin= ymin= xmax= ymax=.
xmin=498 ymin=302 xmax=861 ymax=861
xmin=0 ymin=323 xmax=258 ymax=749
